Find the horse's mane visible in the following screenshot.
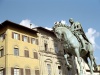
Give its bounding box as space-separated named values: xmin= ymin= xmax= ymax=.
xmin=53 ymin=23 xmax=69 ymax=31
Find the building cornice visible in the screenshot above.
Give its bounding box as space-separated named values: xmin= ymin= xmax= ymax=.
xmin=1 ymin=20 xmax=38 ymax=34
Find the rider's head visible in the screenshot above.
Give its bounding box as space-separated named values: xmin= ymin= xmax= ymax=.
xmin=69 ymin=18 xmax=74 ymax=24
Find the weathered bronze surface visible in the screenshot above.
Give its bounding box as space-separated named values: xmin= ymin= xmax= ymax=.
xmin=53 ymin=18 xmax=97 ymax=75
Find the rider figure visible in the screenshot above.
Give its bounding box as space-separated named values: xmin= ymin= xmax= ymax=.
xmin=69 ymin=18 xmax=89 ymax=52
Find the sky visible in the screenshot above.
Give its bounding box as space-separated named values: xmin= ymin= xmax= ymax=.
xmin=0 ymin=0 xmax=100 ymax=64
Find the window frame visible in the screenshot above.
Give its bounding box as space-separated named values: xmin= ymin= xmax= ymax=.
xmin=0 ymin=49 xmax=4 ymax=57
xmin=35 ymin=70 xmax=40 ymax=75
xmin=14 ymin=68 xmax=20 ymax=75
xmin=24 ymin=50 xmax=29 ymax=57
xmin=33 ymin=52 xmax=38 ymax=59
xmin=47 ymin=64 xmax=52 ymax=75
xmin=54 ymin=43 xmax=59 ymax=53
xmin=31 ymin=38 xmax=36 ymax=44
xmin=14 ymin=48 xmax=19 ymax=56
xmin=0 ymin=32 xmax=5 ymax=41
xmin=12 ymin=32 xmax=20 ymax=40
xmin=22 ymin=35 xmax=30 ymax=43
xmin=25 ymin=69 xmax=31 ymax=75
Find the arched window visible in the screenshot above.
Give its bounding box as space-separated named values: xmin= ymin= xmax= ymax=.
xmin=24 ymin=47 xmax=29 ymax=57
xmin=45 ymin=59 xmax=52 ymax=75
xmin=47 ymin=64 xmax=51 ymax=75
xmin=14 ymin=45 xmax=19 ymax=56
xmin=25 ymin=66 xmax=31 ymax=75
xmin=33 ymin=49 xmax=38 ymax=59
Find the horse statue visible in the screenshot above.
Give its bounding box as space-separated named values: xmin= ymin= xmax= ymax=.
xmin=52 ymin=21 xmax=97 ymax=75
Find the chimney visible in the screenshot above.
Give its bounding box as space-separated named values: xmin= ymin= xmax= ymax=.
xmin=30 ymin=24 xmax=32 ymax=28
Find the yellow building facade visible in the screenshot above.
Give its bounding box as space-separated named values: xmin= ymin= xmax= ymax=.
xmin=0 ymin=20 xmax=40 ymax=75
xmin=0 ymin=20 xmax=73 ymax=75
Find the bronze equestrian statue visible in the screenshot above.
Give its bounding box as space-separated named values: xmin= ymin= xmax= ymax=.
xmin=53 ymin=18 xmax=97 ymax=75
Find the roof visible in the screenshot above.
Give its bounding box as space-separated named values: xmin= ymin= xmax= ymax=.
xmin=33 ymin=26 xmax=54 ymax=34
xmin=0 ymin=20 xmax=38 ymax=33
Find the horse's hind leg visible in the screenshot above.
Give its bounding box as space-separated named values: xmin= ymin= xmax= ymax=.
xmin=75 ymin=48 xmax=83 ymax=75
xmin=89 ymin=53 xmax=94 ymax=75
xmin=83 ymin=57 xmax=91 ymax=74
xmin=93 ymin=57 xmax=97 ymax=71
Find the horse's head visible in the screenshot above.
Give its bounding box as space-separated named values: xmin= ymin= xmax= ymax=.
xmin=53 ymin=27 xmax=62 ymax=40
xmin=52 ymin=21 xmax=69 ymax=41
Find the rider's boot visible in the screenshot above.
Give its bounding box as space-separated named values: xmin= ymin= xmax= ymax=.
xmin=78 ymin=35 xmax=87 ymax=53
xmin=81 ymin=39 xmax=87 ymax=54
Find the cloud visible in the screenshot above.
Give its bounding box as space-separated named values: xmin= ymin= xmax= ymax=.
xmin=20 ymin=19 xmax=53 ymax=31
xmin=85 ymin=28 xmax=100 ymax=50
xmin=20 ymin=19 xmax=38 ymax=28
xmin=45 ymin=27 xmax=52 ymax=30
xmin=95 ymin=56 xmax=98 ymax=60
xmin=61 ymin=20 xmax=66 ymax=24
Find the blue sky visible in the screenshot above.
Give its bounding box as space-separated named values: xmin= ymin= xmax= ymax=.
xmin=0 ymin=0 xmax=100 ymax=64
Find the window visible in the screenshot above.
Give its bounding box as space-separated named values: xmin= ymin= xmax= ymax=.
xmin=22 ymin=35 xmax=30 ymax=43
xmin=0 ymin=33 xmax=5 ymax=41
xmin=33 ymin=52 xmax=38 ymax=59
xmin=25 ymin=69 xmax=30 ymax=75
xmin=44 ymin=43 xmax=48 ymax=51
xmin=58 ymin=66 xmax=62 ymax=75
xmin=47 ymin=64 xmax=51 ymax=75
xmin=0 ymin=70 xmax=3 ymax=75
xmin=44 ymin=40 xmax=48 ymax=51
xmin=12 ymin=32 xmax=20 ymax=40
xmin=14 ymin=48 xmax=19 ymax=56
xmin=0 ymin=49 xmax=4 ymax=57
xmin=23 ymin=36 xmax=28 ymax=42
xmin=11 ymin=68 xmax=23 ymax=75
xmin=24 ymin=50 xmax=29 ymax=57
xmin=35 ymin=70 xmax=40 ymax=75
xmin=54 ymin=43 xmax=58 ymax=53
xmin=14 ymin=68 xmax=19 ymax=75
xmin=31 ymin=38 xmax=36 ymax=44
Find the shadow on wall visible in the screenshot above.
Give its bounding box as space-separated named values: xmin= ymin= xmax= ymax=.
xmin=53 ymin=40 xmax=78 ymax=75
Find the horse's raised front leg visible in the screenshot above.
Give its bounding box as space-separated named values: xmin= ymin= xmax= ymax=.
xmin=64 ymin=54 xmax=72 ymax=69
xmin=75 ymin=48 xmax=83 ymax=75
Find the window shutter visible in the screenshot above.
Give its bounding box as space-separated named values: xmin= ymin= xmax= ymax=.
xmin=34 ymin=52 xmax=38 ymax=59
xmin=35 ymin=70 xmax=40 ymax=75
xmin=3 ymin=68 xmax=6 ymax=75
xmin=12 ymin=32 xmax=14 ymax=39
xmin=28 ymin=37 xmax=30 ymax=43
xmin=22 ymin=35 xmax=24 ymax=41
xmin=20 ymin=68 xmax=23 ymax=75
xmin=36 ymin=39 xmax=38 ymax=45
xmin=25 ymin=69 xmax=27 ymax=75
xmin=3 ymin=33 xmax=5 ymax=39
xmin=11 ymin=67 xmax=14 ymax=75
xmin=27 ymin=51 xmax=29 ymax=57
xmin=31 ymin=38 xmax=32 ymax=44
xmin=24 ymin=50 xmax=26 ymax=57
xmin=1 ymin=49 xmax=4 ymax=57
xmin=18 ymin=34 xmax=20 ymax=40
